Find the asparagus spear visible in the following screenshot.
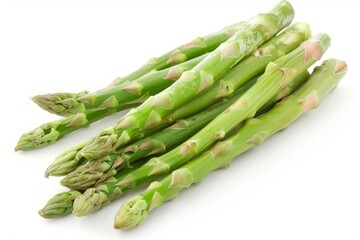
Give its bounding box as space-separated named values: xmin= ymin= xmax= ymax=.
xmin=39 ymin=70 xmax=309 ymax=218
xmin=15 ymin=56 xmax=205 ymax=151
xmin=72 ymin=31 xmax=327 ymax=216
xmin=32 ymin=13 xmax=259 ymax=116
xmin=38 ymin=159 xmax=148 ymax=219
xmin=66 ymin=1 xmax=295 ymax=162
xmin=60 ymin=80 xmax=257 ymax=189
xmin=15 ymin=103 xmax=138 ymax=151
xmin=46 ymin=21 xmax=309 ymax=177
xmin=32 ymin=55 xmax=206 ymax=117
xmin=61 ymin=70 xmax=309 ymax=190
xmin=110 ymin=18 xmax=259 ymax=86
xmin=114 ymin=58 xmax=348 ymax=230
xmin=38 ymin=190 xmax=81 ymax=219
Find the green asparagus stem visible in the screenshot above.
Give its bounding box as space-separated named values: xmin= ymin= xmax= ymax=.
xmin=40 ymin=70 xmax=309 ymax=218
xmin=72 ymin=32 xmax=326 ymax=216
xmin=32 ymin=55 xmax=206 ymax=117
xmin=61 ymin=70 xmax=308 ymax=190
xmin=15 ymin=103 xmax=139 ymax=151
xmin=66 ymin=1 xmax=295 ymax=162
xmin=60 ymin=80 xmax=257 ymax=190
xmin=38 ymin=190 xmax=81 ymax=219
xmin=114 ymin=58 xmax=348 ymax=229
xmin=110 ymin=17 xmax=261 ymax=86
xmin=39 ymin=160 xmax=148 ymax=219
xmin=170 ymin=22 xmax=310 ymax=120
xmin=46 ymin=21 xmax=309 ymax=177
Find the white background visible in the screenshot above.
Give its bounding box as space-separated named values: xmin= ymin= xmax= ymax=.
xmin=1 ymin=0 xmax=359 ymax=239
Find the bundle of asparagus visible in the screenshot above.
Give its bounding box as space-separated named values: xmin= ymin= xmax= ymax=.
xmin=16 ymin=0 xmax=347 ymax=231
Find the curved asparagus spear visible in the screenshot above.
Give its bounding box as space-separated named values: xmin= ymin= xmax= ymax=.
xmin=38 ymin=190 xmax=81 ymax=219
xmin=32 ymin=55 xmax=206 ymax=117
xmin=65 ymin=1 xmax=295 ymax=162
xmin=60 ymin=80 xmax=257 ymax=189
xmin=114 ymin=59 xmax=348 ymax=230
xmin=46 ymin=21 xmax=309 ymax=177
xmin=72 ymin=32 xmax=328 ymax=216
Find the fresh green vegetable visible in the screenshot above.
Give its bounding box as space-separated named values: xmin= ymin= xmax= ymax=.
xmin=71 ymin=31 xmax=328 ymax=216
xmin=32 ymin=55 xmax=206 ymax=117
xmin=114 ymin=58 xmax=347 ymax=230
xmin=46 ymin=21 xmax=309 ymax=177
xmin=57 ymin=1 xmax=295 ymax=165
xmin=60 ymin=80 xmax=257 ymax=190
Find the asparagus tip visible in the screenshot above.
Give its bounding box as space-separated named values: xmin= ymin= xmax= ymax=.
xmin=38 ymin=190 xmax=81 ymax=219
xmin=114 ymin=196 xmax=148 ymax=230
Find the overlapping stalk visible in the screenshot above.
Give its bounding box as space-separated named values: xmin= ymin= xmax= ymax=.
xmin=38 ymin=159 xmax=149 ymax=218
xmin=32 ymin=55 xmax=207 ymax=117
xmin=32 ymin=14 xmax=261 ymax=117
xmin=61 ymin=71 xmax=309 ymax=190
xmin=60 ymin=81 xmax=257 ymax=189
xmin=45 ymin=21 xmax=309 ymax=177
xmin=71 ymin=33 xmax=329 ymax=216
xmin=73 ymin=1 xmax=295 ymax=161
xmin=15 ymin=56 xmax=205 ymax=151
xmin=114 ymin=58 xmax=347 ymax=229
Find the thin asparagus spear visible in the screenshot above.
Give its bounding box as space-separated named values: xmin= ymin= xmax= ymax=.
xmin=15 ymin=56 xmax=206 ymax=151
xmin=114 ymin=58 xmax=347 ymax=230
xmin=32 ymin=55 xmax=206 ymax=117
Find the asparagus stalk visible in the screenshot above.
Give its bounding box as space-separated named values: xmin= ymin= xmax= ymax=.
xmin=15 ymin=103 xmax=138 ymax=151
xmin=32 ymin=13 xmax=260 ymax=116
xmin=39 ymin=70 xmax=308 ymax=218
xmin=61 ymin=70 xmax=309 ymax=190
xmin=38 ymin=159 xmax=148 ymax=219
xmin=60 ymin=80 xmax=257 ymax=189
xmin=72 ymin=32 xmax=327 ymax=216
xmin=65 ymin=1 xmax=295 ymax=162
xmin=15 ymin=56 xmax=206 ymax=151
xmin=110 ymin=18 xmax=260 ymax=86
xmin=32 ymin=55 xmax=206 ymax=117
xmin=46 ymin=21 xmax=309 ymax=177
xmin=114 ymin=58 xmax=348 ymax=229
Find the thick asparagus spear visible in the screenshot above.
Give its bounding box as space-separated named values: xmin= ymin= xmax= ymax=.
xmin=38 ymin=159 xmax=148 ymax=219
xmin=46 ymin=21 xmax=309 ymax=177
xmin=61 ymin=71 xmax=309 ymax=190
xmin=32 ymin=55 xmax=206 ymax=117
xmin=38 ymin=70 xmax=308 ymax=218
xmin=72 ymin=32 xmax=328 ymax=216
xmin=62 ymin=1 xmax=295 ymax=162
xmin=114 ymin=59 xmax=348 ymax=229
xmin=60 ymin=80 xmax=257 ymax=189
